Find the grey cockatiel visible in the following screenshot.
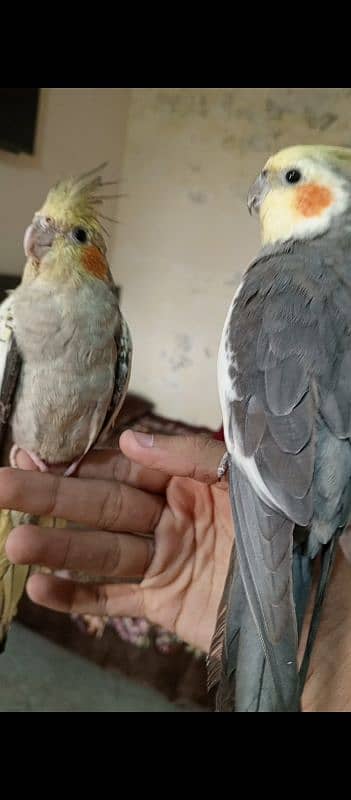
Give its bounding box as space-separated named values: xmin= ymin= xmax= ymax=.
xmin=212 ymin=144 xmax=351 ymax=712
xmin=0 ymin=164 xmax=132 ymax=648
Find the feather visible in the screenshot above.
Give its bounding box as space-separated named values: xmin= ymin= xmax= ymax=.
xmin=227 ymin=464 xmax=299 ymax=710
xmin=264 ymin=357 xmax=308 ymax=416
xmin=0 ymin=164 xmax=132 ymax=650
xmin=216 ymin=235 xmax=351 ymax=711
xmin=299 ymin=536 xmax=338 ymax=688
xmin=0 ymin=297 xmax=21 ymax=451
xmin=207 ymin=543 xmax=236 ymax=693
xmin=0 ymin=510 xmax=30 ymax=642
xmin=266 ymin=392 xmax=313 ymax=455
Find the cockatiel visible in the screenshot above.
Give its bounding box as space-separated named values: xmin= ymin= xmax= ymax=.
xmin=0 ymin=164 xmax=132 ymax=648
xmin=213 ymin=144 xmax=351 ymax=712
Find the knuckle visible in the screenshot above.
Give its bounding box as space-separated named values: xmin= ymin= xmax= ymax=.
xmin=96 ymin=483 xmax=123 ymax=530
xmin=112 ymin=454 xmax=132 ymax=484
xmin=187 ymin=435 xmax=222 ymax=482
xmin=0 ymin=468 xmax=20 ymax=505
xmin=59 ymin=534 xmax=73 ymax=570
xmin=101 ymin=537 xmax=122 ymax=574
xmin=46 ymin=475 xmax=63 ymax=516
xmin=95 ymin=584 xmax=109 ymax=615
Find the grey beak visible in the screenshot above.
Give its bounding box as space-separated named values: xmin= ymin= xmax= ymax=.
xmin=247 ymin=171 xmax=269 ymax=215
xmin=24 ymin=222 xmax=55 ymax=262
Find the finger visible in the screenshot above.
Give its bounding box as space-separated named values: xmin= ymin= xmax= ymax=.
xmin=119 ymin=430 xmax=226 ymax=484
xmin=7 ymin=525 xmax=153 ymax=578
xmin=0 ymin=468 xmax=164 ymax=534
xmin=26 ymin=573 xmax=145 ymax=617
xmin=75 ymin=449 xmax=167 ymax=492
xmin=14 ymin=448 xmax=168 ymax=493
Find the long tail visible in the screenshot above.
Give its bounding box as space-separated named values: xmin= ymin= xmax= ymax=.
xmin=0 ymin=509 xmax=30 ymax=648
xmin=299 ymin=536 xmax=338 ymax=690
xmin=210 ymin=464 xmax=314 ymax=712
xmin=210 ymin=471 xmax=339 ymax=711
xmin=0 ymin=509 xmax=68 ymax=651
xmin=212 ymin=544 xmax=312 ymax=712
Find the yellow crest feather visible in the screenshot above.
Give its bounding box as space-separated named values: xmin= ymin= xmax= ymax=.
xmin=266 ymin=144 xmax=351 ymax=173
xmin=37 ymin=162 xmax=119 ymax=234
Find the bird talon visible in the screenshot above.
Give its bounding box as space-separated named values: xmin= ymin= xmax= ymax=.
xmin=217 ymin=451 xmax=230 ymax=479
xmin=64 ymin=454 xmax=85 ymax=477
xmin=9 ymin=444 xmax=20 ymax=468
xmin=10 ymin=446 xmax=48 ymax=472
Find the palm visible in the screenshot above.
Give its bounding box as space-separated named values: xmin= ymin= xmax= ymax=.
xmin=141 ymin=478 xmax=232 ymax=652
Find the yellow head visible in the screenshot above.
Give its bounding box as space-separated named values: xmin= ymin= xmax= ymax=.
xmin=23 ymin=163 xmax=117 ymax=285
xmin=247 ymin=145 xmax=351 ymax=245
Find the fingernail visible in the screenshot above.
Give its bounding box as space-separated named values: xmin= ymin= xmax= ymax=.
xmin=132 ymin=431 xmax=154 ymax=448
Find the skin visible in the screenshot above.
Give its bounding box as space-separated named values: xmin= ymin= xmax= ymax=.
xmin=1 ymin=430 xmax=351 ymax=712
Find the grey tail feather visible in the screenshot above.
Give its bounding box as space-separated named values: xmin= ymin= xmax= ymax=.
xmin=214 ymin=545 xmax=312 ymax=712
xmin=299 ymin=534 xmax=339 ymax=689
xmin=292 ymin=543 xmax=313 ymax=639
xmin=227 ymin=466 xmax=300 ymax=711
xmin=212 ymin=524 xmax=312 ymax=712
xmin=206 ymin=603 xmax=227 ymax=693
xmin=207 ymin=542 xmax=236 ymax=693
xmin=214 ymin=555 xmax=244 ymax=711
xmin=211 ymin=502 xmax=337 ymax=710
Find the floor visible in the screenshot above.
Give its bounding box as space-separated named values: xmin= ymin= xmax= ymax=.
xmin=0 ymin=623 xmax=195 ymax=712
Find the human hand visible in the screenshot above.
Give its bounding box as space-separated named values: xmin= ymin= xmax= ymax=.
xmin=2 ymin=430 xmax=351 ymax=711
xmin=3 ymin=431 xmax=232 ymax=653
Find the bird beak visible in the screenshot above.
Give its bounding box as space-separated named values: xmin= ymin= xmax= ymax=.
xmin=247 ymin=171 xmax=270 ymax=216
xmin=24 ymin=222 xmax=55 ymax=262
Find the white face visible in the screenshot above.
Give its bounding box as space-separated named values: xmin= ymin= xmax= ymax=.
xmin=249 ymin=156 xmax=350 ymax=245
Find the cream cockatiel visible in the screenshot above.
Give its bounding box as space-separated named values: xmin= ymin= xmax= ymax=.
xmin=0 ymin=164 xmax=132 ymax=647
xmin=213 ymin=145 xmax=351 ymax=712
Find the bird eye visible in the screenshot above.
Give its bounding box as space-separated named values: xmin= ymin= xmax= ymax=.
xmin=285 ymin=169 xmax=302 ymax=184
xmin=72 ymin=227 xmax=88 ymax=244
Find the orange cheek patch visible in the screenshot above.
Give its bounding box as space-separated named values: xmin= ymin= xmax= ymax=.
xmin=295 ymin=183 xmax=333 ymax=218
xmin=82 ymin=245 xmax=109 ymax=280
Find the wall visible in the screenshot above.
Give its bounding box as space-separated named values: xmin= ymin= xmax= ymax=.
xmin=0 ymin=88 xmax=130 ymax=275
xmin=2 ymin=88 xmax=351 ymax=429
xmin=111 ymin=88 xmax=351 ymax=428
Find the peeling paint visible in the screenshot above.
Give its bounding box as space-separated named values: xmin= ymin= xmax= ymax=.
xmin=188 ymin=190 xmax=207 ymax=204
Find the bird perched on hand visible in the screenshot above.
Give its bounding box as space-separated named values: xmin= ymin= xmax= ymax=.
xmin=0 ymin=164 xmax=132 ymax=648
xmin=212 ymin=144 xmax=351 ymax=712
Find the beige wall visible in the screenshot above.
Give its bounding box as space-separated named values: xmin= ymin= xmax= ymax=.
xmin=2 ymin=88 xmax=351 ymax=430
xmin=0 ymin=88 xmax=130 ymax=275
xmin=112 ymin=88 xmax=351 ymax=429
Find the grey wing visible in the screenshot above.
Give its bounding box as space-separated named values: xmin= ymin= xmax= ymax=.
xmin=97 ymin=313 xmax=132 ymax=443
xmin=0 ymin=295 xmax=22 ymax=454
xmin=220 ymin=253 xmax=329 ymax=708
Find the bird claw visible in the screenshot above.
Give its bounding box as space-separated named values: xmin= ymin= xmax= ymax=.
xmin=64 ymin=454 xmax=85 ymax=477
xmin=9 ymin=445 xmax=48 ymax=472
xmin=217 ymin=451 xmax=230 ymax=480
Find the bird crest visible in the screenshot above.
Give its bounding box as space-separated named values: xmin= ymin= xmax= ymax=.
xmin=266 ymin=144 xmax=351 ymax=172
xmin=36 ymin=162 xmax=120 ymax=236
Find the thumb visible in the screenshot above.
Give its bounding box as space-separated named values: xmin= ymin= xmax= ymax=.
xmin=119 ymin=429 xmax=226 ymax=485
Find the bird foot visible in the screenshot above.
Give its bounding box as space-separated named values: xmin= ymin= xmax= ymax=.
xmin=64 ymin=454 xmax=85 ymax=477
xmin=10 ymin=445 xmax=49 ymax=472
xmin=217 ymin=451 xmax=230 ymax=480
